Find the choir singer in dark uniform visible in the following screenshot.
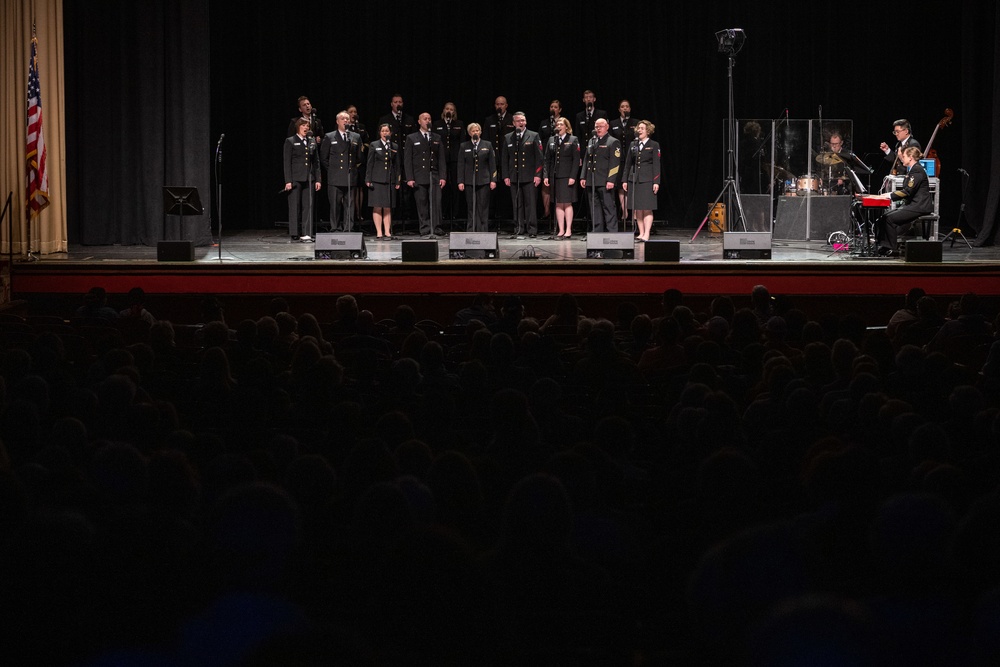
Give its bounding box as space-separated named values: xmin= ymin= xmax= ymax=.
xmin=366 ymin=123 xmax=401 ymax=239
xmin=504 ymin=112 xmax=545 ymax=238
xmin=622 ymin=120 xmax=661 ymax=242
xmin=538 ymin=99 xmax=562 ymax=220
xmin=610 ymin=99 xmax=639 ymax=220
xmin=283 ymin=118 xmax=321 ymax=242
xmin=575 ymin=89 xmax=608 ymax=142
xmin=457 ymin=123 xmax=496 ymax=233
xmin=434 ymin=102 xmax=465 ymax=223
xmin=346 ymin=105 xmax=369 ymax=221
xmin=870 ymin=146 xmax=933 ymax=257
xmin=380 ymin=95 xmax=416 ymax=221
xmin=320 ymin=111 xmax=363 ymax=232
xmin=543 ymin=117 xmax=580 ymax=238
xmin=287 ymin=96 xmax=323 ymax=140
xmin=404 ymin=112 xmax=448 ymax=238
xmin=579 ymin=117 xmax=621 ymax=232
xmin=484 ymin=96 xmax=514 ymax=223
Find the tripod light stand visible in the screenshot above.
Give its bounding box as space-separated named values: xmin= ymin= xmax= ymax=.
xmin=692 ymin=28 xmax=748 ymax=241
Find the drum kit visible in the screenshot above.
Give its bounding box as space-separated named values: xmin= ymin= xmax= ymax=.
xmin=778 ymin=151 xmax=847 ymax=195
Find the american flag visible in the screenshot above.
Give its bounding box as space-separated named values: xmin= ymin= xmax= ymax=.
xmin=26 ymin=31 xmax=49 ymax=215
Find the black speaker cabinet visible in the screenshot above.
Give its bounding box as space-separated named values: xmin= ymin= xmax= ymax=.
xmin=315 ymin=232 xmax=367 ymax=260
xmin=774 ymin=195 xmax=852 ymax=241
xmin=905 ymin=240 xmax=942 ymax=263
xmin=402 ymin=240 xmax=439 ymax=262
xmin=157 ymin=240 xmax=194 ymax=261
xmin=644 ymin=240 xmax=680 ymax=262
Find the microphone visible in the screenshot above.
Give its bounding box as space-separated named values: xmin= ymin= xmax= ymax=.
xmin=958 ymin=168 xmax=968 ymax=175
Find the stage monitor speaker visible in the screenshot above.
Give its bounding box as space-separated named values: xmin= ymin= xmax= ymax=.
xmin=644 ymin=240 xmax=680 ymax=262
xmin=586 ymin=232 xmax=635 ymax=259
xmin=402 ymin=240 xmax=439 ymax=262
xmin=157 ymin=240 xmax=194 ymax=262
xmin=774 ymin=195 xmax=852 ymax=241
xmin=315 ymin=232 xmax=367 ymax=260
xmin=449 ymin=232 xmax=498 ymax=259
xmin=905 ymin=240 xmax=942 ymax=263
xmin=723 ymin=232 xmax=772 ymax=259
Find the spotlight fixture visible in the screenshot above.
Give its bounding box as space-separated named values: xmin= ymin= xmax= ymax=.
xmin=715 ymin=28 xmax=746 ymax=55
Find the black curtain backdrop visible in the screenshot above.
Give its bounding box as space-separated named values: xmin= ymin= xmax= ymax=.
xmin=65 ymin=1 xmax=999 ymax=246
xmin=65 ymin=0 xmax=211 ymax=247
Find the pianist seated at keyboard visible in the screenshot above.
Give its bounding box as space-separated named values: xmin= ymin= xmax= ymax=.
xmin=865 ymin=146 xmax=933 ymax=257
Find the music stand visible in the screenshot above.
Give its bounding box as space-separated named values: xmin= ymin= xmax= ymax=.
xmin=160 ymin=186 xmax=204 ymax=261
xmin=842 ymin=152 xmax=873 ymax=176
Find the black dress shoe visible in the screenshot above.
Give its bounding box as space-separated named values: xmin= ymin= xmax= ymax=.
xmin=877 ymin=246 xmax=894 ymax=257
xmin=529 ymin=234 xmax=536 ymax=238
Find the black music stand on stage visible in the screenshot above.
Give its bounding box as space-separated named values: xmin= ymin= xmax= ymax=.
xmin=160 ymin=186 xmax=204 ymax=261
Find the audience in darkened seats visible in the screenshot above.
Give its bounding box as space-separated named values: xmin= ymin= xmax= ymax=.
xmin=1 ymin=284 xmax=999 ymax=664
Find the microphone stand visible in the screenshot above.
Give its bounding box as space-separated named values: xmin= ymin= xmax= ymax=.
xmin=545 ymin=135 xmax=560 ymax=240
xmin=629 ymin=139 xmax=640 ymax=234
xmin=346 ymin=133 xmax=354 ymax=233
xmin=547 ymin=117 xmax=557 ymax=238
xmin=428 ymin=135 xmax=436 ymax=238
xmin=942 ymin=169 xmax=974 ymax=247
xmin=306 ymin=133 xmax=316 ymax=240
xmin=472 ymin=144 xmax=480 ymax=233
xmin=510 ymin=134 xmax=522 ymax=239
xmin=587 ymin=134 xmax=597 ymax=232
xmin=215 ymin=134 xmax=224 ymax=260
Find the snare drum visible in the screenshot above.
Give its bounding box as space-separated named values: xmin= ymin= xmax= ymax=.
xmin=796 ymin=176 xmax=821 ymax=193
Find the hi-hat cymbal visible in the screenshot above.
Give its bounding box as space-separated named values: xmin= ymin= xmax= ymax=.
xmin=815 ymin=152 xmax=843 ymax=165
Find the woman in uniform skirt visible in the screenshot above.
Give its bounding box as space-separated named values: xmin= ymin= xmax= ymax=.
xmin=622 ymin=120 xmax=661 ymax=242
xmin=366 ymin=123 xmax=401 ymax=239
xmin=543 ymin=117 xmax=581 ymax=238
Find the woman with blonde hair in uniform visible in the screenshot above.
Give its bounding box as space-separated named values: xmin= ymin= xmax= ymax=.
xmin=622 ymin=119 xmax=661 ymax=242
xmin=543 ymin=117 xmax=581 ymax=238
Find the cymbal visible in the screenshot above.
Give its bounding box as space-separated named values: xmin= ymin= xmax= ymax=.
xmin=764 ymin=164 xmax=794 ymax=180
xmin=815 ymin=152 xmax=843 ymax=166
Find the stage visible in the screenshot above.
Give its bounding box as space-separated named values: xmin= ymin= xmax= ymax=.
xmin=10 ymin=226 xmax=996 ymax=293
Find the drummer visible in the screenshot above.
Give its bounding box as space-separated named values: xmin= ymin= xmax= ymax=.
xmin=825 ymin=132 xmax=850 ymax=194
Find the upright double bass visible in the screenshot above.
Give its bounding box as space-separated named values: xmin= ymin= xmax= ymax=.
xmin=923 ymin=108 xmax=954 ymax=175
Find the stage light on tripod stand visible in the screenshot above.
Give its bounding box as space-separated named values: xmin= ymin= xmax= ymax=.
xmin=715 ymin=28 xmax=746 ymax=55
